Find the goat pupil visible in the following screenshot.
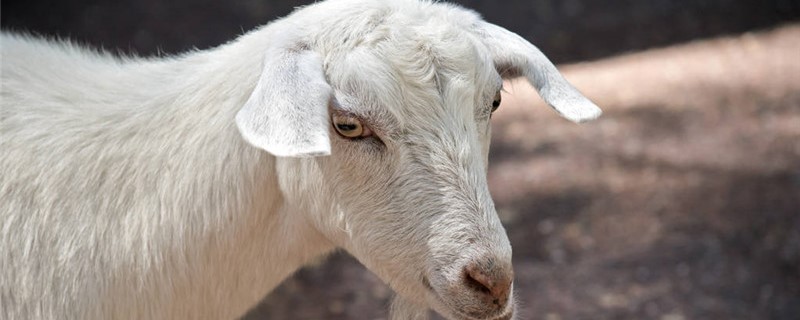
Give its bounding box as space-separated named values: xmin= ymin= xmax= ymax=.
xmin=337 ymin=123 xmax=357 ymax=131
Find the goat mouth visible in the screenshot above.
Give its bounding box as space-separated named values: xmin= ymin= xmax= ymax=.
xmin=422 ymin=276 xmax=516 ymax=320
xmin=422 ymin=276 xmax=513 ymax=320
xmin=451 ymin=307 xmax=514 ymax=320
xmin=445 ymin=306 xmax=513 ymax=320
xmin=490 ymin=307 xmax=514 ymax=320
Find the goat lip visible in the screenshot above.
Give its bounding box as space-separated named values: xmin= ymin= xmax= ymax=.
xmin=424 ymin=285 xmax=515 ymax=320
xmin=424 ymin=288 xmax=495 ymax=320
xmin=452 ymin=309 xmax=514 ymax=320
xmin=490 ymin=307 xmax=514 ymax=320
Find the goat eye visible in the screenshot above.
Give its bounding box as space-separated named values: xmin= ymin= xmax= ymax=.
xmin=332 ymin=114 xmax=371 ymax=138
xmin=491 ymin=90 xmax=502 ymax=112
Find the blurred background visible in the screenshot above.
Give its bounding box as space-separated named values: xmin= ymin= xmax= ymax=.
xmin=3 ymin=0 xmax=799 ymax=319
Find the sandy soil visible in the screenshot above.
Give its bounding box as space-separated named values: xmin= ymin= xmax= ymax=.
xmin=245 ymin=24 xmax=800 ymax=320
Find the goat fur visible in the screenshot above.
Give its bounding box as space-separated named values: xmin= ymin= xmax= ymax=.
xmin=0 ymin=0 xmax=600 ymax=319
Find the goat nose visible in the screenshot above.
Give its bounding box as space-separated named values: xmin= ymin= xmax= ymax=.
xmin=464 ymin=258 xmax=513 ymax=307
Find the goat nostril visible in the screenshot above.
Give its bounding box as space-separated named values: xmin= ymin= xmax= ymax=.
xmin=465 ymin=270 xmax=492 ymax=294
xmin=422 ymin=276 xmax=434 ymax=291
xmin=463 ymin=261 xmax=513 ymax=305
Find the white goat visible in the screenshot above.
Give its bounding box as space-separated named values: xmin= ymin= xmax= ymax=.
xmin=0 ymin=0 xmax=600 ymax=319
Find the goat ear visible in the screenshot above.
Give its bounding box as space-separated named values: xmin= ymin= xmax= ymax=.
xmin=475 ymin=22 xmax=602 ymax=123
xmin=235 ymin=45 xmax=332 ymax=157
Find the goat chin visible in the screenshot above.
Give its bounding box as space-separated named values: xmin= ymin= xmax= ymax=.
xmin=1 ymin=0 xmax=598 ymax=319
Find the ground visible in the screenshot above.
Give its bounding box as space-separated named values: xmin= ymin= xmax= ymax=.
xmin=245 ymin=25 xmax=800 ymax=320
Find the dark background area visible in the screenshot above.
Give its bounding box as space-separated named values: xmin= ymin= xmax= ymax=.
xmin=3 ymin=1 xmax=799 ymax=320
xmin=2 ymin=0 xmax=799 ymax=63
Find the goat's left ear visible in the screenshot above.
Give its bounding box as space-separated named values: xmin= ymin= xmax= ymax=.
xmin=236 ymin=44 xmax=332 ymax=157
xmin=475 ymin=22 xmax=602 ymax=123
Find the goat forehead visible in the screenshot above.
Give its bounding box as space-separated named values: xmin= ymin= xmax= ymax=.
xmin=329 ymin=49 xmax=492 ymax=132
xmin=327 ymin=29 xmax=498 ymax=132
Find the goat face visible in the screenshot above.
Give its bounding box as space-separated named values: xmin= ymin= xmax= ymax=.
xmin=318 ymin=32 xmax=514 ymax=320
xmin=235 ymin=1 xmax=600 ymax=319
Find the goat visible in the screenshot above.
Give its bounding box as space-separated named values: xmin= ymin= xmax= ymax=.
xmin=0 ymin=0 xmax=600 ymax=319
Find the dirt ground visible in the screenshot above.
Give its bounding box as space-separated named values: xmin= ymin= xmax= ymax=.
xmin=245 ymin=25 xmax=800 ymax=320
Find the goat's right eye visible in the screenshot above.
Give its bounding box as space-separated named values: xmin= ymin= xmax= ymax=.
xmin=332 ymin=114 xmax=372 ymax=139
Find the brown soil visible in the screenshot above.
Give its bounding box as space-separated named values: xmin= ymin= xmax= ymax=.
xmin=245 ymin=24 xmax=800 ymax=320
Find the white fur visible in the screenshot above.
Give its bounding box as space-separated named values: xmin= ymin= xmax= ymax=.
xmin=0 ymin=1 xmax=600 ymax=319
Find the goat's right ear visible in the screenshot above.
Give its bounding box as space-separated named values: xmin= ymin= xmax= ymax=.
xmin=236 ymin=45 xmax=332 ymax=157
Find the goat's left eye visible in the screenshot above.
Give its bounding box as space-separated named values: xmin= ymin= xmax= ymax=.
xmin=332 ymin=114 xmax=372 ymax=139
xmin=491 ymin=90 xmax=502 ymax=113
